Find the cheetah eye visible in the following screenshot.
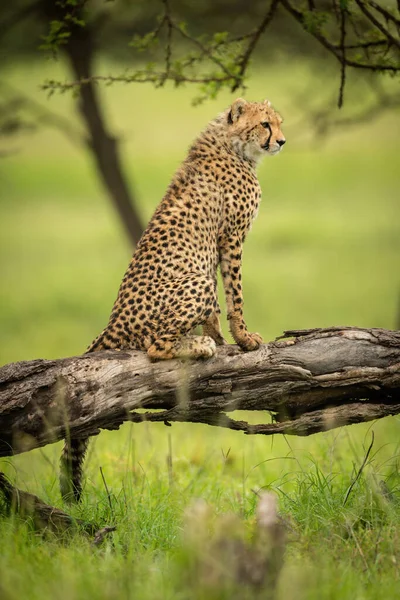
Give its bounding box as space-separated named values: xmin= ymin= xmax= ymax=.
xmin=261 ymin=122 xmax=271 ymax=129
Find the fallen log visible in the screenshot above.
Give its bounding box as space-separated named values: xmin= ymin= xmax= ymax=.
xmin=0 ymin=472 xmax=96 ymax=534
xmin=0 ymin=472 xmax=116 ymax=542
xmin=0 ymin=326 xmax=399 ymax=457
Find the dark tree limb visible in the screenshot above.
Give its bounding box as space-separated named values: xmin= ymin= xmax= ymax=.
xmin=0 ymin=327 xmax=399 ymax=458
xmin=355 ymin=0 xmax=400 ymax=51
xmin=64 ymin=27 xmax=143 ymax=246
xmin=1 ymin=0 xmax=144 ymax=246
xmin=0 ymin=80 xmax=87 ymax=148
xmin=0 ymin=472 xmax=117 ymax=541
xmin=40 ymin=0 xmax=144 ymax=246
xmin=280 ymin=0 xmax=399 ymax=73
xmin=0 ymin=472 xmax=96 ymax=534
xmin=232 ymin=0 xmax=281 ymax=91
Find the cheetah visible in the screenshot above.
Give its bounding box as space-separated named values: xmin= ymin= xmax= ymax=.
xmin=60 ymin=98 xmax=286 ymax=501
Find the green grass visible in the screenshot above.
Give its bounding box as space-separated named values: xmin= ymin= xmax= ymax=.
xmin=1 ymin=428 xmax=400 ymax=599
xmin=0 ymin=58 xmax=400 ymax=599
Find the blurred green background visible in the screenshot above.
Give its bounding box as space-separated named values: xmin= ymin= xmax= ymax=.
xmin=0 ymin=49 xmax=400 ymax=599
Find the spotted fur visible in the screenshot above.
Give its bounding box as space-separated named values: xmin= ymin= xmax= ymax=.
xmin=60 ymin=98 xmax=285 ymax=501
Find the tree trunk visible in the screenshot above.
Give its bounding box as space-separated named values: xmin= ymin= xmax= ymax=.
xmin=66 ymin=36 xmax=143 ymax=245
xmin=41 ymin=0 xmax=144 ymax=246
xmin=0 ymin=327 xmax=399 ymax=458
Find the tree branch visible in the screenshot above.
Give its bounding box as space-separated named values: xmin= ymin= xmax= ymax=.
xmin=338 ymin=3 xmax=347 ymax=107
xmin=232 ymin=0 xmax=281 ymax=91
xmin=38 ymin=0 xmax=400 ymax=105
xmin=0 ymin=81 xmax=87 ymax=148
xmin=367 ymin=1 xmax=400 ymax=29
xmin=40 ymin=0 xmax=144 ymax=247
xmin=41 ymin=72 xmax=235 ymax=94
xmin=280 ymin=0 xmax=399 ymax=73
xmin=355 ymin=0 xmax=400 ymax=51
xmin=0 ymin=327 xmax=399 ymax=458
xmin=0 ymin=472 xmax=117 ymax=541
xmin=305 ymin=87 xmax=400 ymax=140
xmin=0 ymin=472 xmax=96 ymax=534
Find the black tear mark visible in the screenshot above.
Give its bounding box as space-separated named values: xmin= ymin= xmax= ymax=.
xmin=264 ymin=122 xmax=272 ymax=150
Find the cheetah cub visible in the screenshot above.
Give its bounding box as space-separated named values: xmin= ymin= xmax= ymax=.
xmin=60 ymin=98 xmax=285 ymax=501
xmin=90 ymin=97 xmax=285 ymax=359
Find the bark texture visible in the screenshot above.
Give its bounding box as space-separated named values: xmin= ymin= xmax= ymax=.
xmin=0 ymin=327 xmax=399 ymax=458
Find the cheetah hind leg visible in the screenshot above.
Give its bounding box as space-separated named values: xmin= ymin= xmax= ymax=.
xmin=147 ymin=334 xmax=217 ymax=360
xmin=202 ymin=311 xmax=227 ymax=346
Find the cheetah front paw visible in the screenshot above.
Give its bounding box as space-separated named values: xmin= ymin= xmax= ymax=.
xmin=236 ymin=331 xmax=263 ymax=351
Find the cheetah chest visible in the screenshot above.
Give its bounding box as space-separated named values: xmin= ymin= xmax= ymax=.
xmin=222 ymin=171 xmax=261 ymax=240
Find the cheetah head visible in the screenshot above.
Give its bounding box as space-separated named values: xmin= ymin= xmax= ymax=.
xmin=227 ymin=98 xmax=285 ymax=164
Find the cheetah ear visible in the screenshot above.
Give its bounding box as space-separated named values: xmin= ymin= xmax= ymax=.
xmin=263 ymin=99 xmax=272 ymax=108
xmin=228 ymin=98 xmax=247 ymax=123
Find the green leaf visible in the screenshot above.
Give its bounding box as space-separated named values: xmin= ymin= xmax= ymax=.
xmin=213 ymin=31 xmax=228 ymax=45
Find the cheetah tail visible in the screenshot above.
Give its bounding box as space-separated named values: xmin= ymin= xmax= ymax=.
xmin=59 ymin=437 xmax=89 ymax=503
xmin=59 ymin=331 xmax=107 ymax=502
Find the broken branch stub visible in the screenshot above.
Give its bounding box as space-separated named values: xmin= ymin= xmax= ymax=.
xmin=0 ymin=327 xmax=399 ymax=457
